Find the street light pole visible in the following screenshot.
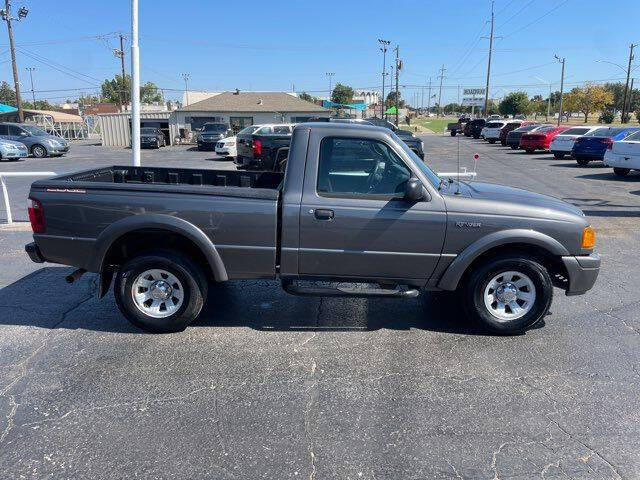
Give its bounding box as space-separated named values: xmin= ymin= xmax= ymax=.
xmin=378 ymin=39 xmax=390 ymax=119
xmin=622 ymin=43 xmax=636 ymax=123
xmin=25 ymin=66 xmax=35 ymax=104
xmin=181 ymin=73 xmax=190 ymax=107
xmin=437 ymin=64 xmax=445 ymax=117
xmin=130 ymin=0 xmax=141 ymax=167
xmin=555 ymin=55 xmax=565 ymax=126
xmin=325 ymin=72 xmax=335 ymax=102
xmin=394 ymin=45 xmax=400 ymax=126
xmin=482 ymin=0 xmax=495 ymax=117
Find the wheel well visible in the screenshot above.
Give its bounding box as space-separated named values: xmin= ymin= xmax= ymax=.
xmin=459 ymin=243 xmax=569 ymax=290
xmin=102 ymin=229 xmax=211 ymax=277
xmin=31 ymin=143 xmax=46 ymax=152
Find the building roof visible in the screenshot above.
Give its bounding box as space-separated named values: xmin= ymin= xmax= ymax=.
xmin=179 ymin=91 xmax=329 ymax=113
xmin=24 ymin=109 xmax=83 ymax=123
xmin=0 ymin=103 xmax=17 ymax=113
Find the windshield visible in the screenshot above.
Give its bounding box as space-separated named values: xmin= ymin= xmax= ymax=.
xmin=392 ymin=132 xmax=439 ymax=188
xmin=140 ymin=128 xmax=157 ymax=135
xmin=561 ymin=127 xmax=591 ymax=135
xmin=514 ymin=125 xmax=538 ymax=132
xmin=202 ymin=124 xmax=227 ymax=133
xmin=585 ymin=127 xmax=624 ymax=137
xmin=535 ymin=126 xmax=555 ymax=133
xmin=624 ymin=131 xmax=640 ymax=141
xmin=238 ymin=125 xmax=259 ymax=135
xmin=485 ymin=122 xmax=504 ymax=128
xmin=22 ymin=125 xmax=48 ymax=136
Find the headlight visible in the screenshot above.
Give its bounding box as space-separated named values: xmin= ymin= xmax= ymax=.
xmin=46 ymin=139 xmax=61 ymax=147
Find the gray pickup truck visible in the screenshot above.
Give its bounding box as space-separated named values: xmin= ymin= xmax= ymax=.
xmin=25 ymin=123 xmax=600 ymax=334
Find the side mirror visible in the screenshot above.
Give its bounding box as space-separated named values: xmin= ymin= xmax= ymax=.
xmin=405 ymin=177 xmax=426 ymax=201
xmin=20 ymin=131 xmax=29 ymax=136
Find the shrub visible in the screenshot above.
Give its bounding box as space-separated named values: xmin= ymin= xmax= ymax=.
xmin=598 ymin=109 xmax=615 ymax=124
xmin=636 ymin=109 xmax=640 ymax=124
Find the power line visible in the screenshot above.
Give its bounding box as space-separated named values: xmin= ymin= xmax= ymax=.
xmin=501 ymin=0 xmax=570 ymax=39
xmin=496 ymin=0 xmax=535 ymax=29
xmin=17 ymin=48 xmax=103 ymax=84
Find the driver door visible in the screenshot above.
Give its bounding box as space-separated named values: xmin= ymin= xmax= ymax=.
xmin=298 ymin=136 xmax=446 ymax=281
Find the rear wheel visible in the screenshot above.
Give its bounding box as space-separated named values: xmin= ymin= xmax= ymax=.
xmin=576 ymin=157 xmax=590 ymax=166
xmin=488 ymin=139 xmax=495 ymax=144
xmin=613 ymin=167 xmax=630 ymax=177
xmin=114 ymin=250 xmax=208 ymax=333
xmin=473 ymin=135 xmax=480 ymax=139
xmin=510 ymin=145 xmax=519 ymax=150
xmin=450 ymin=131 xmax=457 ymax=136
xmin=525 ymin=149 xmax=534 ymax=154
xmin=31 ymin=144 xmax=47 ymax=158
xmin=501 ymin=140 xmax=507 ymax=146
xmin=462 ymin=254 xmax=553 ymax=334
xmin=553 ymin=152 xmax=565 ymax=159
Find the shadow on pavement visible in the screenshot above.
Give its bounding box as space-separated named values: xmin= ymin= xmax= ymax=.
xmin=0 ymin=268 xmax=516 ymax=336
xmin=577 ymin=172 xmax=640 ymax=181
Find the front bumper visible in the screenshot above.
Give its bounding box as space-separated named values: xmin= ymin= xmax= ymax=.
xmin=2 ymin=149 xmax=28 ymax=158
xmin=48 ymin=145 xmax=69 ymax=154
xmin=562 ymin=253 xmax=600 ymax=296
xmin=25 ymin=242 xmax=45 ymax=263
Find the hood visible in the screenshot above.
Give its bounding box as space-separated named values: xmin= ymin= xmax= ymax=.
xmin=442 ymin=181 xmax=587 ymax=222
xmin=0 ymin=138 xmax=27 ymax=147
xmin=43 ymin=135 xmax=67 ymax=144
xmin=395 ymin=129 xmax=415 ymax=138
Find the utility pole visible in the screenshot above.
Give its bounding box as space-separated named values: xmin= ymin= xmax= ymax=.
xmin=625 ymin=77 xmax=635 ymax=120
xmin=325 ymin=72 xmax=335 ymax=101
xmin=378 ymin=39 xmax=390 ymax=119
xmin=25 ymin=66 xmax=35 ymax=104
xmin=482 ymin=0 xmax=495 ymax=117
xmin=182 ymin=73 xmax=190 ymax=106
xmin=1 ymin=0 xmax=28 ymax=122
xmin=119 ymin=34 xmax=127 ymax=108
xmin=131 ymin=0 xmax=141 ymax=167
xmin=394 ymin=45 xmax=400 ymax=125
xmin=437 ymin=64 xmax=445 ymax=117
xmin=427 ymin=77 xmax=432 ymax=114
xmin=622 ymin=43 xmax=636 ymax=123
xmin=555 ymin=55 xmax=565 ymax=126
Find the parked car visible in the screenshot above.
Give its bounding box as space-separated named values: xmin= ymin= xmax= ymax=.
xmin=519 ymin=125 xmax=570 ymax=153
xmin=235 ymin=124 xmax=294 ymax=170
xmin=464 ymin=118 xmax=486 ymax=138
xmin=506 ymin=124 xmax=548 ymax=150
xmin=487 ymin=114 xmax=502 ymax=121
xmin=215 ymin=125 xmax=259 ymax=158
xmin=447 ymin=116 xmax=470 ymax=136
xmin=25 ymin=122 xmax=600 ymax=335
xmin=140 ymin=127 xmax=165 ymax=149
xmin=548 ymin=126 xmax=599 ymax=159
xmin=499 ymin=121 xmax=537 ymax=146
xmin=571 ymin=126 xmax=640 ymax=166
xmin=603 ymin=130 xmax=640 ymax=176
xmin=483 ymin=121 xmax=508 ymax=144
xmin=0 ymin=122 xmax=69 ymax=158
xmin=0 ymin=138 xmax=29 ymax=161
xmin=196 ymin=123 xmax=231 ymax=151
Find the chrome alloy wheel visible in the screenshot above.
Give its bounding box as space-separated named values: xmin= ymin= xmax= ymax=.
xmin=483 ymin=271 xmax=536 ymax=321
xmin=132 ymin=269 xmax=184 ymax=318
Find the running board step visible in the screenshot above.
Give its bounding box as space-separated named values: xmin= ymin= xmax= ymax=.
xmin=282 ymin=281 xmax=420 ymax=298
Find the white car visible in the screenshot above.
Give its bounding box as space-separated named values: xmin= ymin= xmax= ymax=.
xmin=483 ymin=121 xmax=507 ymax=143
xmin=549 ymin=125 xmax=600 ymax=159
xmin=604 ymin=130 xmax=640 ymax=177
xmin=215 ymin=136 xmax=237 ymax=158
xmin=480 ymin=126 xmax=488 ymax=138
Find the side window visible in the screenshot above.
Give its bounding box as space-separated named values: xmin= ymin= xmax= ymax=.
xmin=8 ymin=125 xmax=22 ymax=136
xmin=256 ymin=126 xmax=272 ymax=134
xmin=0 ymin=124 xmax=7 ymax=135
xmin=273 ymin=125 xmax=290 ymax=134
xmin=317 ymin=137 xmax=411 ymax=198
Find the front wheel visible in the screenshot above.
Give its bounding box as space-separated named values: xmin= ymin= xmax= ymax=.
xmin=525 ymin=149 xmax=534 ymax=154
xmin=450 ymin=131 xmax=457 ymax=136
xmin=462 ymin=254 xmax=553 ymax=334
xmin=31 ymin=144 xmax=47 ymax=158
xmin=488 ymin=139 xmax=495 ymax=144
xmin=114 ymin=250 xmax=208 ymax=333
xmin=510 ymin=145 xmax=519 ymax=150
xmin=553 ymin=152 xmax=565 ymax=159
xmin=613 ymin=167 xmax=630 ymax=177
xmin=576 ymin=157 xmax=590 ymax=166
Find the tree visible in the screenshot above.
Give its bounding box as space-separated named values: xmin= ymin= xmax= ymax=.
xmin=299 ymin=92 xmax=318 ymax=104
xmin=76 ymin=94 xmax=101 ymax=106
xmin=498 ymin=91 xmax=530 ymax=116
xmin=386 ymin=91 xmax=406 ymax=109
xmin=0 ymin=81 xmax=17 ymax=106
xmin=23 ymin=100 xmax=55 ymax=110
xmin=330 ymin=83 xmax=354 ymax=104
xmin=140 ymin=81 xmax=162 ymax=103
xmin=563 ymin=84 xmax=613 ymax=123
xmin=101 ymin=75 xmax=163 ymax=104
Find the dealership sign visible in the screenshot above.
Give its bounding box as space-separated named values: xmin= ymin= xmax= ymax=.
xmin=463 ymin=88 xmax=486 ymax=96
xmin=461 ymin=97 xmax=485 ymax=106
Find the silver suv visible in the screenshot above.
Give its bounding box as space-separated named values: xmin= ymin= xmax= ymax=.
xmin=0 ymin=123 xmax=69 ymax=157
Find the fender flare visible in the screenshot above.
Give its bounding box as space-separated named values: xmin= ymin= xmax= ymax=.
xmin=89 ymin=214 xmax=228 ymax=282
xmin=437 ymin=229 xmax=569 ymax=291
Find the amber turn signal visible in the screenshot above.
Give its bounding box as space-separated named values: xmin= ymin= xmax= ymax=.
xmin=581 ymin=226 xmax=595 ymax=249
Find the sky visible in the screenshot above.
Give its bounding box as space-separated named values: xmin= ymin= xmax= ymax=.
xmin=1 ymin=0 xmax=639 ymax=106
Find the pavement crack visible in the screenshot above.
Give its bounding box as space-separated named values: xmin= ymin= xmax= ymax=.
xmin=0 ymin=396 xmax=19 ymax=444
xmin=52 ymin=277 xmax=97 ymax=329
xmin=446 ymin=459 xmax=464 ymax=479
xmin=303 ymin=358 xmax=317 ymax=480
xmin=490 ymin=442 xmax=509 ymax=480
xmin=0 ymin=340 xmax=47 ymax=398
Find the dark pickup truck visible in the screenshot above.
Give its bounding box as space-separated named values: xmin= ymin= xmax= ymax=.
xmin=447 ymin=117 xmax=470 ymax=136
xmin=235 ymin=124 xmax=293 ymax=170
xmin=26 ymin=123 xmax=600 ymax=334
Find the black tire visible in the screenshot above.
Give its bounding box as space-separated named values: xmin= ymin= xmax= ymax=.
xmin=488 ymin=139 xmax=495 ymax=144
xmin=501 ymin=140 xmax=506 ymax=146
xmin=462 ymin=254 xmax=553 ymax=334
xmin=31 ymin=144 xmax=47 ymax=158
xmin=510 ymin=145 xmax=519 ymax=150
xmin=553 ymin=152 xmax=565 ymax=159
xmin=114 ymin=250 xmax=208 ymax=333
xmin=576 ymin=157 xmax=590 ymax=166
xmin=525 ymin=149 xmax=534 ymax=154
xmin=473 ymin=135 xmax=480 ymax=139
xmin=450 ymin=131 xmax=457 ymax=136
xmin=613 ymin=167 xmax=630 ymax=177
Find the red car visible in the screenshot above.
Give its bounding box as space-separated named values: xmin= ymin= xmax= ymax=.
xmin=519 ymin=125 xmax=570 ymax=153
xmin=499 ymin=121 xmax=537 ymax=146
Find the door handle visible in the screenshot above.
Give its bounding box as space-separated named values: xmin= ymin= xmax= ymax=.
xmin=313 ymin=208 xmax=334 ymax=220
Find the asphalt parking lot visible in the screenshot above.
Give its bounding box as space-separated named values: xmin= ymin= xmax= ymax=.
xmin=1 ymin=136 xmax=640 ymax=479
